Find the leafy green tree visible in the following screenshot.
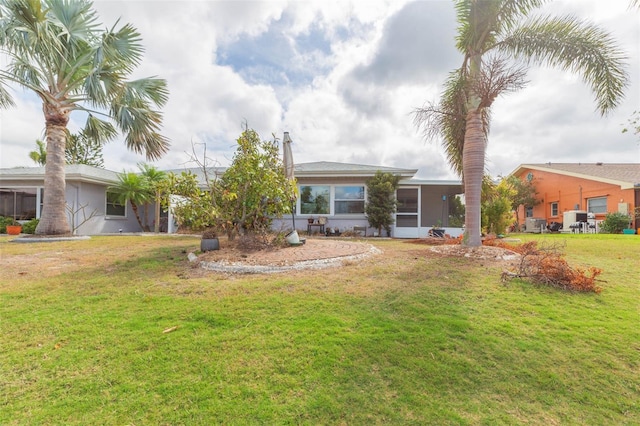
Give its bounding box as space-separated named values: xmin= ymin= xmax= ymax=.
xmin=503 ymin=175 xmax=540 ymax=230
xmin=365 ymin=171 xmax=400 ymax=237
xmin=415 ymin=0 xmax=628 ymax=246
xmin=219 ymin=127 xmax=296 ymax=239
xmin=161 ymin=170 xmax=219 ymax=232
xmin=29 ymin=131 xmax=104 ymax=167
xmin=482 ymin=178 xmax=515 ymax=235
xmin=0 ymin=0 xmax=169 ymax=235
xmin=29 ymin=139 xmax=47 ymax=166
xmin=65 ymin=131 xmax=104 ymax=167
xmin=108 ymin=171 xmax=151 ymax=231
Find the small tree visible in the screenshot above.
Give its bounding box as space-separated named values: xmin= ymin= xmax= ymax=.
xmin=365 ymin=171 xmax=400 ymax=237
xmin=482 ymin=177 xmax=514 ymax=235
xmin=162 ymin=170 xmax=219 ymax=232
xmin=108 ymin=171 xmax=151 ymax=231
xmin=218 ymin=127 xmax=295 ymax=239
xmin=138 ymin=164 xmax=167 ymax=232
xmin=505 ymin=175 xmax=541 ymax=230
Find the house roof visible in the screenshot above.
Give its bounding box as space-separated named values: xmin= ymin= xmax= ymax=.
xmin=511 ymin=163 xmax=640 ymax=190
xmin=294 ymin=161 xmax=417 ymax=178
xmin=0 ymin=164 xmax=120 ymax=185
xmin=164 ymin=161 xmax=418 ymax=183
xmin=1 ymin=161 xmax=420 ymax=186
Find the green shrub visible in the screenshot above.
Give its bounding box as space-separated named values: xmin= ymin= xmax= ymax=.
xmin=599 ymin=212 xmax=631 ymax=234
xmin=21 ymin=218 xmax=39 ymax=234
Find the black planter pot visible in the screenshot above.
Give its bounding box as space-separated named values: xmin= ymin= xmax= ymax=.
xmin=201 ymin=238 xmax=220 ymax=252
xmin=431 ymin=228 xmax=445 ymax=238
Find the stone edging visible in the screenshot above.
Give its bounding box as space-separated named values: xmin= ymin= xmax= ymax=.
xmin=189 ymin=245 xmax=381 ymax=274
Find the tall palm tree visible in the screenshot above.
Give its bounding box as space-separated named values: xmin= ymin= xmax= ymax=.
xmin=415 ymin=0 xmax=628 ymax=246
xmin=108 ymin=171 xmax=151 ymax=232
xmin=0 ymin=0 xmax=169 ymax=235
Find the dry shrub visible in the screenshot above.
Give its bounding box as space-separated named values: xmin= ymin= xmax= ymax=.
xmin=492 ymin=240 xmax=603 ymax=293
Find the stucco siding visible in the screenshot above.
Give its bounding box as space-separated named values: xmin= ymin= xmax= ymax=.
xmin=514 ymin=168 xmax=637 ymax=228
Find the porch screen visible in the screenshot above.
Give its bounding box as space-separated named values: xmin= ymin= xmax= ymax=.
xmin=396 ymin=188 xmax=418 ymax=227
xmin=0 ymin=188 xmax=38 ymax=220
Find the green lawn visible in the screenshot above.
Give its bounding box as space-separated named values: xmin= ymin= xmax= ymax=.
xmin=1 ymin=233 xmax=638 ymax=424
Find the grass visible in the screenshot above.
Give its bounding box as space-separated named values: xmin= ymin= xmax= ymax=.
xmin=1 ymin=233 xmax=638 ymax=424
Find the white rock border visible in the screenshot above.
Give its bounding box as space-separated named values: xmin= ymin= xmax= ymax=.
xmin=191 ymin=245 xmax=382 ymax=274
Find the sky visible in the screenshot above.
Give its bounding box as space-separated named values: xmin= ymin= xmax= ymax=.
xmin=1 ymin=0 xmax=639 ymax=180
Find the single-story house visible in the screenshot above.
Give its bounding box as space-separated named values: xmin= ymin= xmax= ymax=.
xmin=510 ymin=163 xmax=640 ymax=231
xmin=0 ymin=164 xmax=150 ymax=234
xmin=0 ymin=162 xmax=464 ymax=238
xmin=273 ymin=162 xmax=463 ymax=238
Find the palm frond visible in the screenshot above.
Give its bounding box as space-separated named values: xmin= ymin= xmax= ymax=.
xmin=0 ymin=80 xmax=16 ymax=108
xmin=101 ymin=21 xmax=144 ymax=72
xmin=498 ymin=15 xmax=629 ymax=114
xmin=474 ymin=56 xmax=528 ymax=108
xmin=456 ymin=0 xmax=549 ymax=54
xmin=414 ymin=69 xmax=469 ymax=177
xmin=83 ymin=113 xmax=117 ymax=144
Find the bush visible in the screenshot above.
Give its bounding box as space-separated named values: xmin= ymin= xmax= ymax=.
xmin=599 ymin=212 xmax=631 ymax=234
xmin=21 ymin=218 xmax=39 ymax=234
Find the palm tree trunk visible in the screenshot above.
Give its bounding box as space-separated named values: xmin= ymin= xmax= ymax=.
xmin=154 ymin=192 xmax=161 ymax=233
xmin=130 ymin=201 xmax=145 ymax=231
xmin=36 ymin=108 xmax=71 ymax=235
xmin=462 ymin=108 xmax=485 ymax=247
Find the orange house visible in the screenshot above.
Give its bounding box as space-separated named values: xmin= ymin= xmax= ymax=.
xmin=510 ymin=163 xmax=640 ymax=231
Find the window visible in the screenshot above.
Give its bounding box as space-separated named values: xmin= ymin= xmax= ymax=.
xmin=106 ymin=191 xmax=126 ymax=217
xmin=300 ymin=185 xmax=330 ymax=215
xmin=550 ymin=202 xmax=558 ymax=217
xmin=525 ymin=206 xmax=533 ymax=218
xmin=587 ymin=197 xmax=607 ymax=214
xmin=334 ymin=186 xmax=365 ymax=214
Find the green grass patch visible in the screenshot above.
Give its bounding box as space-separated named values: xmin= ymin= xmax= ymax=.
xmin=1 ymin=234 xmax=638 ymax=424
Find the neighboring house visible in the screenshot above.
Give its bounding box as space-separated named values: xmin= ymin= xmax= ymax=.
xmin=510 ymin=163 xmax=640 ymax=231
xmin=0 ymin=161 xmax=463 ymax=237
xmin=0 ymin=164 xmax=150 ymax=234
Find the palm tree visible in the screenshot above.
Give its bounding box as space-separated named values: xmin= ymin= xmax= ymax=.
xmin=108 ymin=171 xmax=151 ymax=232
xmin=29 ymin=139 xmax=47 ymax=166
xmin=415 ymin=0 xmax=628 ymax=246
xmin=138 ymin=163 xmax=167 ymax=233
xmin=0 ymin=0 xmax=169 ymax=235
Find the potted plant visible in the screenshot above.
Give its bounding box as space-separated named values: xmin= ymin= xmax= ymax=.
xmin=200 ymin=227 xmax=220 ymax=252
xmin=5 ymin=218 xmax=22 ymax=235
